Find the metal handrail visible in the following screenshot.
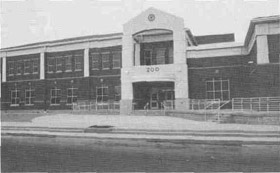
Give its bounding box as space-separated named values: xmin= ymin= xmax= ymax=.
xmin=204 ymin=99 xmax=220 ymax=121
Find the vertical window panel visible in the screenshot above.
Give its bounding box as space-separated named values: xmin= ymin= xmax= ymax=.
xmin=74 ymin=55 xmax=82 ymax=71
xmin=91 ymin=53 xmax=100 ymax=70
xmin=101 ymin=52 xmax=110 ymax=70
xmin=112 ymin=51 xmax=121 ymax=69
xmin=65 ymin=55 xmax=72 ymax=71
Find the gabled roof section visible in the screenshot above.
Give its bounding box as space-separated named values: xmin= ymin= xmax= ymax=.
xmin=244 ymin=15 xmax=280 ymax=46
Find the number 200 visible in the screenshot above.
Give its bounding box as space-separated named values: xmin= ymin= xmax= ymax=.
xmin=146 ymin=67 xmax=159 ymax=72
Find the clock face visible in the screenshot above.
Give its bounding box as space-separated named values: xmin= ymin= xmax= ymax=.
xmin=148 ymin=14 xmax=155 ymax=22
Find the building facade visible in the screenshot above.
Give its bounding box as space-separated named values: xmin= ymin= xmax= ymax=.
xmin=1 ymin=8 xmax=280 ymax=114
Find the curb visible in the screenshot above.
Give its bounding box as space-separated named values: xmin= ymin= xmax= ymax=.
xmin=2 ymin=129 xmax=280 ymax=146
xmin=2 ymin=126 xmax=280 ymax=138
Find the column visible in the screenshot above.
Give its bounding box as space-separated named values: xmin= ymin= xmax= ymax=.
xmin=2 ymin=56 xmax=6 ymax=82
xmin=40 ymin=52 xmax=45 ymax=80
xmin=84 ymin=48 xmax=89 ymax=77
xmin=134 ymin=43 xmax=140 ymax=66
xmin=120 ymin=34 xmax=134 ymax=115
xmin=257 ymin=35 xmax=269 ymax=64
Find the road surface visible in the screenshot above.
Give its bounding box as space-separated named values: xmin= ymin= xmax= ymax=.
xmin=1 ymin=135 xmax=280 ymax=172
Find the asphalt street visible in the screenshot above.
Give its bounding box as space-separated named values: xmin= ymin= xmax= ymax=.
xmin=2 ymin=135 xmax=280 ymax=172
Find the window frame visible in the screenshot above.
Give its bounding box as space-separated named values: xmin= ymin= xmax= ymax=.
xmin=47 ymin=57 xmax=55 ymax=73
xmin=8 ymin=61 xmax=15 ymax=76
xmin=74 ymin=54 xmax=83 ymax=71
xmin=25 ymin=88 xmax=35 ymax=106
xmin=66 ymin=87 xmax=78 ymax=105
xmin=56 ymin=57 xmax=63 ymax=73
xmin=112 ymin=51 xmax=121 ymax=69
xmin=32 ymin=58 xmax=39 ymax=74
xmin=206 ymin=79 xmax=230 ymax=101
xmin=50 ymin=87 xmax=61 ymax=105
xmin=65 ymin=55 xmax=73 ymax=72
xmin=16 ymin=61 xmax=22 ymax=75
xmin=101 ymin=52 xmax=110 ymax=70
xmin=91 ymin=52 xmax=100 ymax=70
xmin=11 ymin=89 xmax=20 ymax=106
xmin=96 ymin=85 xmax=109 ymax=102
xmin=144 ymin=49 xmax=152 ymax=66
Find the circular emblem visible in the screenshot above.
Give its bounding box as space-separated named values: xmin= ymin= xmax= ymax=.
xmin=148 ymin=14 xmax=155 ymax=22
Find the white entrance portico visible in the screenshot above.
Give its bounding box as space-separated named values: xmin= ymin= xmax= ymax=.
xmin=120 ymin=8 xmax=189 ymax=114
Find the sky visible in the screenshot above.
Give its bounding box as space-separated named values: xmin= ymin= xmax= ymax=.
xmin=0 ymin=0 xmax=279 ymax=48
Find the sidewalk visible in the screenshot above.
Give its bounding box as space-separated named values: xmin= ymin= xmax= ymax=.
xmin=2 ymin=114 xmax=280 ymax=145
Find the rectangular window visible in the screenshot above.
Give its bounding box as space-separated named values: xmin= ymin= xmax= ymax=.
xmin=96 ymin=86 xmax=109 ymax=102
xmin=56 ymin=57 xmax=63 ymax=72
xmin=101 ymin=52 xmax=110 ymax=70
xmin=67 ymin=88 xmax=78 ymax=104
xmin=65 ymin=55 xmax=72 ymax=72
xmin=50 ymin=88 xmax=61 ymax=105
xmin=114 ymin=86 xmax=121 ymax=101
xmin=74 ymin=54 xmax=82 ymax=71
xmin=25 ymin=88 xmax=35 ymax=105
xmin=8 ymin=61 xmax=14 ymax=75
xmin=144 ymin=49 xmax=152 ymax=65
xmin=24 ymin=60 xmax=31 ymax=74
xmin=206 ymin=79 xmax=230 ymax=101
xmin=48 ymin=57 xmax=55 ymax=73
xmin=16 ymin=61 xmax=22 ymax=75
xmin=11 ymin=89 xmax=20 ymax=106
xmin=91 ymin=53 xmax=100 ymax=70
xmin=32 ymin=59 xmax=39 ymax=73
xmin=112 ymin=51 xmax=121 ymax=69
xmin=155 ymin=48 xmax=166 ymax=65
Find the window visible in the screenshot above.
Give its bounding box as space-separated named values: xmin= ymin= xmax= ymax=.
xmin=144 ymin=49 xmax=152 ymax=65
xmin=114 ymin=86 xmax=121 ymax=101
xmin=48 ymin=57 xmax=55 ymax=73
xmin=50 ymin=88 xmax=61 ymax=105
xmin=206 ymin=79 xmax=230 ymax=101
xmin=32 ymin=59 xmax=39 ymax=73
xmin=56 ymin=57 xmax=63 ymax=72
xmin=16 ymin=61 xmax=22 ymax=75
xmin=25 ymin=88 xmax=35 ymax=105
xmin=8 ymin=61 xmax=14 ymax=75
xmin=101 ymin=52 xmax=110 ymax=69
xmin=24 ymin=59 xmax=32 ymax=74
xmin=155 ymin=48 xmax=166 ymax=65
xmin=168 ymin=47 xmax=173 ymax=64
xmin=65 ymin=55 xmax=72 ymax=71
xmin=74 ymin=54 xmax=82 ymax=71
xmin=67 ymin=88 xmax=78 ymax=104
xmin=91 ymin=53 xmax=100 ymax=70
xmin=96 ymin=86 xmax=108 ymax=102
xmin=11 ymin=89 xmax=20 ymax=106
xmin=112 ymin=51 xmax=121 ymax=69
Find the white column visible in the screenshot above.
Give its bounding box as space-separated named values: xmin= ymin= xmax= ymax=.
xmin=134 ymin=43 xmax=140 ymax=66
xmin=40 ymin=52 xmax=45 ymax=79
xmin=173 ymin=28 xmax=187 ymax=64
xmin=84 ymin=48 xmax=89 ymax=77
xmin=257 ymin=35 xmax=269 ymax=64
xmin=2 ymin=57 xmax=6 ymax=82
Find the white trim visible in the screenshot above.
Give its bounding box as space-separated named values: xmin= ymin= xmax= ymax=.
xmin=2 ymin=57 xmax=7 ymax=82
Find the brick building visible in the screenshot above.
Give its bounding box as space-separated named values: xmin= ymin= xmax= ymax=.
xmin=1 ymin=8 xmax=279 ymax=114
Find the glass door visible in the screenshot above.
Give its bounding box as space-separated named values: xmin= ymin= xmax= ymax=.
xmin=150 ymin=92 xmax=159 ymax=109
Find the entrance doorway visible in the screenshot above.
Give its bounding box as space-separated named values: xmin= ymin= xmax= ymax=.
xmin=133 ymin=82 xmax=174 ymax=110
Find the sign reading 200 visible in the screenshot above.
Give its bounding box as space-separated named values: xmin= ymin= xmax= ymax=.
xmin=146 ymin=67 xmax=160 ymax=72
